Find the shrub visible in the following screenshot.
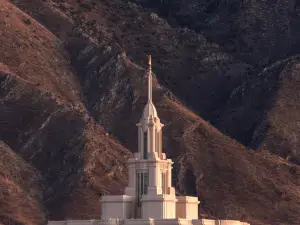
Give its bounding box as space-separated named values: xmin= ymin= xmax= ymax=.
xmin=22 ymin=18 xmax=32 ymax=25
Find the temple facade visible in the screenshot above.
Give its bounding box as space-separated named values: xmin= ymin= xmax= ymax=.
xmin=48 ymin=56 xmax=250 ymax=225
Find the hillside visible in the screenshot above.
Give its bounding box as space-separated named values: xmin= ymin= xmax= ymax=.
xmin=67 ymin=41 xmax=300 ymax=225
xmin=133 ymin=0 xmax=300 ymax=66
xmin=0 ymin=64 xmax=131 ymax=222
xmin=1 ymin=1 xmax=130 ymax=223
xmin=0 ymin=0 xmax=300 ymax=225
xmin=216 ymin=56 xmax=300 ymax=164
xmin=0 ymin=141 xmax=45 ymax=225
xmin=14 ymin=0 xmax=300 ymax=164
xmin=130 ymin=0 xmax=300 ymax=163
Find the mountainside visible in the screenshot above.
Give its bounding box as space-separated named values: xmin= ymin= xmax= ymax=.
xmin=130 ymin=0 xmax=300 ymax=162
xmin=65 ymin=39 xmax=300 ymax=225
xmin=0 ymin=1 xmax=130 ymax=223
xmin=0 ymin=140 xmax=45 ymax=225
xmin=216 ymin=56 xmax=300 ymax=163
xmin=133 ymin=0 xmax=300 ymax=65
xmin=14 ymin=0 xmax=300 ymax=163
xmin=1 ymin=0 xmax=300 ymax=225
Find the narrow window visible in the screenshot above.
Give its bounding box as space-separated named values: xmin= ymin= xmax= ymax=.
xmin=136 ymin=172 xmax=141 ymax=206
xmin=144 ymin=173 xmax=148 ymax=194
xmin=143 ymin=132 xmax=148 ymax=159
xmin=141 ymin=173 xmax=144 ymax=195
xmin=161 ymin=173 xmax=164 ymax=194
xmin=162 ymin=172 xmax=167 ymax=194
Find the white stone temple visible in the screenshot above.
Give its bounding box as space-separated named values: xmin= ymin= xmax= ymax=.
xmin=48 ymin=56 xmax=250 ymax=225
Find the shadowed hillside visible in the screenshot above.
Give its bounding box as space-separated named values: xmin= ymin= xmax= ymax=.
xmin=132 ymin=0 xmax=300 ymax=66
xmin=215 ymin=56 xmax=300 ymax=164
xmin=129 ymin=0 xmax=300 ymax=162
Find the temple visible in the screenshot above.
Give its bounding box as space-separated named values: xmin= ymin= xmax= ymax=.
xmin=48 ymin=56 xmax=250 ymax=225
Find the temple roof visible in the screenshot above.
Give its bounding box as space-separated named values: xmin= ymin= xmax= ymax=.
xmin=142 ymin=101 xmax=158 ymax=119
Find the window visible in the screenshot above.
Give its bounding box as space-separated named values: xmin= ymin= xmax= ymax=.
xmin=141 ymin=173 xmax=144 ymax=195
xmin=136 ymin=172 xmax=141 ymax=206
xmin=144 ymin=173 xmax=148 ymax=194
xmin=136 ymin=171 xmax=149 ymax=207
xmin=143 ymin=132 xmax=148 ymax=159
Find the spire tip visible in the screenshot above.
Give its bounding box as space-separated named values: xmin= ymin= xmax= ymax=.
xmin=147 ymin=55 xmax=152 ymax=102
xmin=148 ymin=55 xmax=152 ymax=69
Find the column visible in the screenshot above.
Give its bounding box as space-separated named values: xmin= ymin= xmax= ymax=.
xmin=128 ymin=164 xmax=135 ymax=187
xmin=147 ymin=163 xmax=162 ymax=195
xmin=125 ymin=162 xmax=136 ymax=196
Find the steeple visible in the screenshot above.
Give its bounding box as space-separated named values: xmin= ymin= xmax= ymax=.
xmin=137 ymin=56 xmax=164 ymax=160
xmin=142 ymin=55 xmax=157 ymax=120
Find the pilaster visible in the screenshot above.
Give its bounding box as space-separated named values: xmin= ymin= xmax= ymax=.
xmin=147 ymin=162 xmax=162 ymax=195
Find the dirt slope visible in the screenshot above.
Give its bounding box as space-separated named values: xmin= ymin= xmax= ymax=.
xmin=0 ymin=141 xmax=45 ymax=225
xmin=0 ymin=66 xmax=131 ymax=222
xmin=0 ymin=0 xmax=82 ymax=108
xmin=0 ymin=1 xmax=131 ymax=223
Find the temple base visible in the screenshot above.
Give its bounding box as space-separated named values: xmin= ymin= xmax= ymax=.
xmin=48 ymin=219 xmax=250 ymax=225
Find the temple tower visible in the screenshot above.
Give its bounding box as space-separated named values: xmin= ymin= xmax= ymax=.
xmin=137 ymin=55 xmax=164 ymax=161
xmin=124 ymin=56 xmax=176 ymax=219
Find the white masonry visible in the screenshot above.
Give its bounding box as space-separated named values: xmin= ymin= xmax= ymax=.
xmin=48 ymin=56 xmax=250 ymax=225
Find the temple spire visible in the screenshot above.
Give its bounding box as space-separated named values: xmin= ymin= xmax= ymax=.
xmin=148 ymin=55 xmax=152 ymax=102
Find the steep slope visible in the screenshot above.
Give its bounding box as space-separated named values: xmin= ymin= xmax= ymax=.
xmin=13 ymin=0 xmax=300 ymax=165
xmin=0 ymin=66 xmax=131 ymax=221
xmin=216 ymin=56 xmax=300 ymax=163
xmin=129 ymin=0 xmax=300 ymax=162
xmin=11 ymin=0 xmax=251 ymax=120
xmin=0 ymin=0 xmax=83 ymax=108
xmin=0 ymin=141 xmax=45 ymax=225
xmin=254 ymin=58 xmax=300 ymax=163
xmin=0 ymin=0 xmax=131 ymax=222
xmin=133 ymin=0 xmax=300 ymax=66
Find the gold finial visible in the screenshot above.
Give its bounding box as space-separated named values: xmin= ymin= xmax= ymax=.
xmin=148 ymin=55 xmax=152 ymax=70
